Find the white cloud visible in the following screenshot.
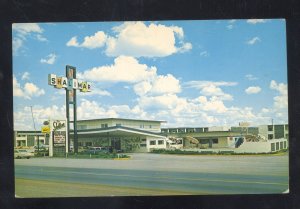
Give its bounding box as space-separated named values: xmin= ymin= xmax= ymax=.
xmin=247 ymin=19 xmax=267 ymax=24
xmin=13 ymin=75 xmax=25 ymax=97
xmin=185 ymin=81 xmax=237 ymax=100
xmin=245 ymin=74 xmax=258 ymax=80
xmin=228 ymin=20 xmax=236 ymax=23
xmin=12 ymin=23 xmax=47 ymax=55
xmin=78 ymin=88 xmax=111 ymax=97
xmin=36 ymin=34 xmax=48 ymax=42
xmin=200 ymin=51 xmax=209 ymax=57
xmin=14 ymin=105 xmax=66 ymax=130
xmin=133 ymin=81 xmax=153 ymax=96
xmin=193 ymin=96 xmax=227 ymax=113
xmin=12 ymin=23 xmax=43 ymax=36
xmin=106 ymin=21 xmax=192 ymax=57
xmin=178 ymin=42 xmax=193 ymax=53
xmin=13 ymin=75 xmax=45 ymax=99
xmin=66 ymin=31 xmax=107 ymax=49
xmin=66 ymin=36 xmax=79 ymax=47
xmin=77 ymin=99 xmax=118 ymax=119
xmin=21 ymin=72 xmax=30 ymax=80
xmin=270 ymin=80 xmax=288 ymax=109
xmin=13 ymin=38 xmax=23 ymax=55
xmin=227 ymin=25 xmax=234 ymax=30
xmin=24 ymin=83 xmax=45 ymax=97
xmin=246 ymin=37 xmax=261 ymax=45
xmin=138 ymin=94 xmax=187 ymax=111
xmin=76 ymin=99 xmax=149 ymax=120
xmin=245 ymin=86 xmax=261 ymax=94
xmin=78 ymin=56 xmax=157 ymax=83
xmin=40 ymin=53 xmax=57 ymax=64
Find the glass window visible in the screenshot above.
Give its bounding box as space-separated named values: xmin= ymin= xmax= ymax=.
xmin=271 ymin=143 xmax=275 ymax=151
xmin=284 ymin=141 xmax=287 ymax=149
xmin=280 ymin=142 xmax=283 ymax=149
xmin=101 ymin=124 xmax=108 ymax=128
xmin=158 ymin=140 xmax=164 ymax=145
xmin=212 ymin=138 xmax=218 ymax=144
xmin=276 ymin=142 xmax=279 ymax=150
xmin=268 ymin=125 xmax=273 ymax=131
xmin=268 ymin=134 xmax=274 ymax=139
xmin=150 ymin=140 xmax=156 ymax=145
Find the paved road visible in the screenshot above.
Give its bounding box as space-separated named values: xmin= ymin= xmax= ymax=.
xmin=15 ymin=153 xmax=289 ymax=195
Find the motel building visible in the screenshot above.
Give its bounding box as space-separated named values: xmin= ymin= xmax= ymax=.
xmin=14 ymin=117 xmax=289 ymax=154
xmin=69 ymin=118 xmax=167 ymax=152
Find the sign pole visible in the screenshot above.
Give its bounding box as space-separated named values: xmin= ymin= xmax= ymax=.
xmin=73 ymin=70 xmax=78 ymax=154
xmin=65 ymin=67 xmax=70 ymax=152
xmin=48 ymin=65 xmax=91 ymax=155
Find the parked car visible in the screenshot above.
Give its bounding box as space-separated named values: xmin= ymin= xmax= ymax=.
xmin=34 ymin=144 xmax=49 ymax=150
xmin=87 ymin=147 xmax=109 ymax=154
xmin=14 ymin=149 xmax=34 ymax=159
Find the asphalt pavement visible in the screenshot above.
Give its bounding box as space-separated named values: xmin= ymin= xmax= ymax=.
xmin=14 ymin=153 xmax=289 ymax=196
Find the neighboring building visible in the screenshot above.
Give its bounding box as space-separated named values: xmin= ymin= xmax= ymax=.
xmin=230 ymin=126 xmax=259 ymax=136
xmin=258 ymin=124 xmax=289 ymax=140
xmin=14 ymin=131 xmax=47 ymax=147
xmin=70 ymin=118 xmax=167 ymax=152
xmin=161 ymin=127 xmax=242 ymax=149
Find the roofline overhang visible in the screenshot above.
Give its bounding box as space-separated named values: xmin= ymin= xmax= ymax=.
xmin=71 ymin=126 xmax=166 ymax=138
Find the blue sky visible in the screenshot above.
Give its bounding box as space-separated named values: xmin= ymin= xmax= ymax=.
xmin=12 ymin=19 xmax=288 ymax=130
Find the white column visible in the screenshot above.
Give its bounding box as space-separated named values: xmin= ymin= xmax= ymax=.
xmin=49 ymin=131 xmax=53 ymax=157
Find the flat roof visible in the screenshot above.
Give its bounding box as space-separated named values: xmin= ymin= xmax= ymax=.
xmin=71 ymin=125 xmax=166 ymax=138
xmin=71 ymin=117 xmax=167 ymax=123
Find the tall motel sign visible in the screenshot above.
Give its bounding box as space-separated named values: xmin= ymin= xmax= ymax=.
xmin=48 ymin=65 xmax=91 ymax=154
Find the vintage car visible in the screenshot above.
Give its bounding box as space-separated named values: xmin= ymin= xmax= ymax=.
xmin=14 ymin=149 xmax=35 ymax=159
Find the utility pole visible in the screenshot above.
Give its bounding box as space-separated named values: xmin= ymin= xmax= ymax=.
xmin=30 ymin=106 xmax=39 ymax=154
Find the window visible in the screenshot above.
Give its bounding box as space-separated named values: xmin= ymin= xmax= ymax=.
xmin=142 ymin=138 xmax=146 ymax=142
xmin=212 ymin=138 xmax=219 ymax=144
xmin=200 ymin=139 xmax=209 ymax=144
xmin=285 ymin=124 xmax=289 ymax=131
xmin=101 ymin=124 xmax=108 ymax=128
xmin=86 ymin=142 xmax=92 ymax=146
xmin=158 ymin=140 xmax=164 ymax=145
xmin=140 ymin=124 xmax=144 ymax=129
xmin=116 ymin=123 xmax=121 ymax=127
xmin=149 ymin=125 xmax=152 ymax=128
xmin=280 ymin=142 xmax=283 ymax=149
xmin=140 ymin=144 xmax=146 ymax=147
xmin=204 ymin=128 xmax=209 ymax=132
xmin=284 ymin=141 xmax=287 ymax=149
xmin=271 ymin=143 xmax=275 ymax=151
xmin=178 ymin=129 xmax=185 ymax=133
xmin=150 ymin=140 xmax=156 ymax=145
xmin=276 ymin=142 xmax=279 ymax=150
xmin=268 ymin=125 xmax=273 ymax=131
xmin=268 ymin=134 xmax=274 ymax=139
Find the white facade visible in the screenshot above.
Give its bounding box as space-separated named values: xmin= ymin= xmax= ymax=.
xmin=147 ymin=136 xmax=167 ymax=152
xmin=235 ymin=138 xmax=288 ymax=153
xmin=208 ymin=126 xmax=230 ymax=132
xmin=76 ymin=118 xmax=164 ymax=133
